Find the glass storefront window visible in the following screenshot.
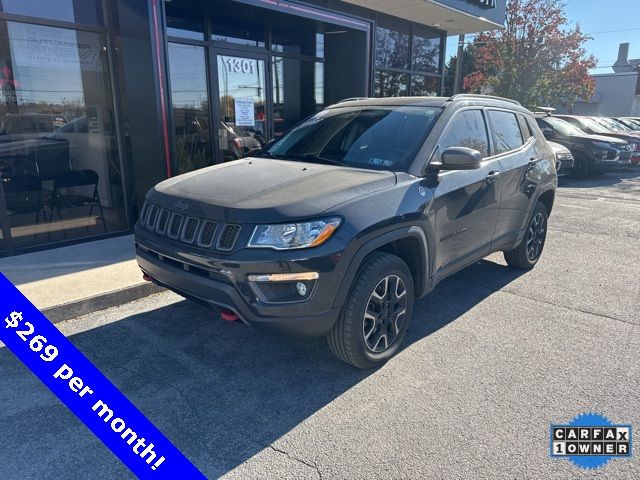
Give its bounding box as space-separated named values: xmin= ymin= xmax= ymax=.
xmin=0 ymin=0 xmax=103 ymax=25
xmin=413 ymin=28 xmax=441 ymax=74
xmin=0 ymin=21 xmax=126 ymax=249
xmin=217 ymin=55 xmax=266 ymax=159
xmin=374 ymin=71 xmax=409 ymax=97
xmin=211 ymin=14 xmax=265 ymax=48
xmin=272 ymin=56 xmax=324 ymax=138
xmin=411 ymin=75 xmax=440 ymax=96
xmin=272 ymin=17 xmax=324 ymax=57
xmin=375 ymin=24 xmax=409 ymax=70
xmin=165 ymin=4 xmax=204 ymax=41
xmin=167 ymin=43 xmax=212 ymax=174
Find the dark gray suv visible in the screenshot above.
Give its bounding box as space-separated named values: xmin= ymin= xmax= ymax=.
xmin=135 ymin=94 xmax=557 ymax=368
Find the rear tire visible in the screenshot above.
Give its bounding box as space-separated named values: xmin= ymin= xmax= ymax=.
xmin=327 ymin=252 xmax=414 ymax=369
xmin=503 ymin=201 xmax=548 ymax=270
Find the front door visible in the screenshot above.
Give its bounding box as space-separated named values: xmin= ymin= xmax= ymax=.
xmin=213 ymin=52 xmax=270 ymax=163
xmin=429 ymin=109 xmax=502 ymax=278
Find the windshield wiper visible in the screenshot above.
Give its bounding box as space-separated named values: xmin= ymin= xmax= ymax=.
xmin=286 ymin=154 xmax=348 ymax=167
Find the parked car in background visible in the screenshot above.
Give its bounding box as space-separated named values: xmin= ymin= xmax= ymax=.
xmin=535 ymin=115 xmax=631 ymax=177
xmin=548 ymin=141 xmax=574 ymax=174
xmin=555 ymin=115 xmax=640 ymax=164
xmin=616 ymin=117 xmax=640 ymax=131
xmin=136 ymin=94 xmax=557 ymax=368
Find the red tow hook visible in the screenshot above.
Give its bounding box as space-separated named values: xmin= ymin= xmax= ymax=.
xmin=219 ymin=309 xmax=239 ymax=322
xmin=142 ymin=272 xmax=153 ymax=282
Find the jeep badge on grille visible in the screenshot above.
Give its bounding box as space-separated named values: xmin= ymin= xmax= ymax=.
xmin=174 ymin=201 xmax=189 ymax=211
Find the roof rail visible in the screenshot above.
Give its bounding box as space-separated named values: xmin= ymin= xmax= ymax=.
xmin=447 ymin=94 xmax=522 ymax=106
xmin=337 ymin=97 xmax=370 ymax=103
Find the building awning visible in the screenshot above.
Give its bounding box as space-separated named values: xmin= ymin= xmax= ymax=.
xmin=342 ymin=0 xmax=505 ymax=35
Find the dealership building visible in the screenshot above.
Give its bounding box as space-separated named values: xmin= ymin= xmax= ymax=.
xmin=0 ymin=0 xmax=505 ymax=255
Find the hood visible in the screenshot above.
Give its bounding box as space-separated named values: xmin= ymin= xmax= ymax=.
xmin=149 ymin=157 xmax=397 ymax=223
xmin=548 ymin=141 xmax=571 ymax=155
xmin=593 ymin=132 xmax=640 ymax=143
xmin=569 ymin=134 xmax=628 ymax=146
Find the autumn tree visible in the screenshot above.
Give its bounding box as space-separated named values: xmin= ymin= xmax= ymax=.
xmin=464 ymin=0 xmax=596 ymax=109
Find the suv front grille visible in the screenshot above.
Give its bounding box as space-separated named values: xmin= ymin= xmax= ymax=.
xmin=156 ymin=209 xmax=170 ymax=234
xmin=198 ymin=220 xmax=218 ymax=247
xmin=181 ymin=217 xmax=200 ymax=243
xmin=217 ymin=224 xmax=241 ymax=251
xmin=168 ymin=214 xmax=183 ymax=238
xmin=141 ymin=202 xmax=242 ymax=253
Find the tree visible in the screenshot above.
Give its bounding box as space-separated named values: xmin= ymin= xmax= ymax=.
xmin=444 ymin=44 xmax=477 ymax=96
xmin=463 ymin=0 xmax=596 ymax=109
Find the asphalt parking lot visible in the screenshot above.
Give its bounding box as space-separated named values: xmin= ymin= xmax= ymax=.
xmin=1 ymin=169 xmax=639 ymax=479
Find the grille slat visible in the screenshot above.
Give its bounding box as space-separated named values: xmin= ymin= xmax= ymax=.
xmin=168 ymin=213 xmax=183 ymax=239
xmin=217 ymin=224 xmax=241 ymax=251
xmin=139 ymin=202 xmax=150 ymax=225
xmin=143 ymin=203 xmax=240 ymax=252
xmin=181 ymin=217 xmax=200 ymax=243
xmin=147 ymin=206 xmax=159 ymax=229
xmin=156 ymin=209 xmax=170 ymax=234
xmin=197 ymin=220 xmax=218 ymax=247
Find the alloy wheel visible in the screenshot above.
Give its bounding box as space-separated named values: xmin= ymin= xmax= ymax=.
xmin=363 ymin=275 xmax=407 ymax=353
xmin=526 ymin=212 xmax=546 ymax=261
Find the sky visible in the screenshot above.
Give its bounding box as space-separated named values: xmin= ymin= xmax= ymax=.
xmin=445 ymin=0 xmax=640 ymax=75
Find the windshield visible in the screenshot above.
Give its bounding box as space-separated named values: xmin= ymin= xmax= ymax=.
xmin=265 ymin=106 xmax=441 ymax=172
xmin=592 ymin=117 xmax=631 ymax=133
xmin=542 ymin=117 xmax=586 ymax=136
xmin=574 ymin=116 xmax=610 ymax=134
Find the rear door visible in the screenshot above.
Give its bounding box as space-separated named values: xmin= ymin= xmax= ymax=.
xmin=430 ymin=109 xmax=502 ymax=278
xmin=487 ymin=110 xmax=539 ymax=247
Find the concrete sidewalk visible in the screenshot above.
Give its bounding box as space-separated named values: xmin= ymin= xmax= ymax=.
xmin=0 ymin=235 xmax=162 ymax=323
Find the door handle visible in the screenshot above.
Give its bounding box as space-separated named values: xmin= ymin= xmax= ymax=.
xmin=485 ymin=171 xmax=501 ymax=184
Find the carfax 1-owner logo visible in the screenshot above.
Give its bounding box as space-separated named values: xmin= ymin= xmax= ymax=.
xmin=550 ymin=413 xmax=633 ymax=470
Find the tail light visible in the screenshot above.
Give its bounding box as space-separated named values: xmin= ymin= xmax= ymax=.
xmin=233 ymin=137 xmax=243 ymax=149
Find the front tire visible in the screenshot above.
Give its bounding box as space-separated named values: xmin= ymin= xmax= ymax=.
xmin=327 ymin=252 xmax=414 ymax=369
xmin=503 ymin=201 xmax=548 ymax=270
xmin=570 ymin=152 xmax=592 ymax=178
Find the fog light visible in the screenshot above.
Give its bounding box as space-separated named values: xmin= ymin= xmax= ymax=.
xmin=296 ymin=282 xmax=307 ymax=296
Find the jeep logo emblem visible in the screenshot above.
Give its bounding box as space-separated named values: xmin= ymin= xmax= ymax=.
xmin=174 ymin=201 xmax=189 ymax=211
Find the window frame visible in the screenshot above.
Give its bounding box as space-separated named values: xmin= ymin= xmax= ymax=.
xmin=430 ymin=107 xmax=492 ymax=166
xmin=373 ymin=15 xmax=444 ymax=97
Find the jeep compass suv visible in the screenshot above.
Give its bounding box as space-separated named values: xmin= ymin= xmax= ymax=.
xmin=135 ymin=95 xmax=557 ymax=369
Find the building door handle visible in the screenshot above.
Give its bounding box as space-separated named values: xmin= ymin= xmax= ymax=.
xmin=485 ymin=171 xmax=501 ymax=184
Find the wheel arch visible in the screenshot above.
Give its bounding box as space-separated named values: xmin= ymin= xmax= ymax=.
xmin=333 ymin=226 xmax=431 ymax=309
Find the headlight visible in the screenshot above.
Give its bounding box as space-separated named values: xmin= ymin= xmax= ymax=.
xmin=248 ymin=218 xmax=341 ymax=250
xmin=591 ymin=141 xmax=613 ymax=148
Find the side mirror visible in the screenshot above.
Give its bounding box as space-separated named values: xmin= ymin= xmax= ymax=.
xmin=440 ymin=147 xmax=482 ymax=170
xmin=542 ymin=128 xmax=554 ymax=139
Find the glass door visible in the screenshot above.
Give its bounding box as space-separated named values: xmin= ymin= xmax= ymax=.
xmin=213 ymin=52 xmax=270 ymax=162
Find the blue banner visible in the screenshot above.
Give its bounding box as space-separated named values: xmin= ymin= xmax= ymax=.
xmin=0 ymin=273 xmax=206 ymax=479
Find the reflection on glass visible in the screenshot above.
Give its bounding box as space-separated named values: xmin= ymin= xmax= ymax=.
xmin=168 ymin=43 xmax=211 ymax=174
xmin=273 ymin=56 xmax=324 ymax=137
xmin=411 ymin=75 xmax=439 ymax=96
xmin=272 ymin=18 xmax=324 ymax=57
xmin=374 ymin=71 xmax=409 ymax=97
xmin=375 ymin=25 xmax=409 ymax=70
xmin=211 ymin=14 xmax=265 ymax=48
xmin=0 ymin=0 xmax=103 ymax=25
xmin=413 ymin=30 xmax=440 ymax=73
xmin=165 ymin=5 xmax=204 ymax=40
xmin=217 ymin=56 xmax=266 ymax=159
xmin=0 ymin=21 xmax=125 ymax=250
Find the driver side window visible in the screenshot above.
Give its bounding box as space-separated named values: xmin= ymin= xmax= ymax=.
xmin=438 ymin=110 xmax=489 ymax=160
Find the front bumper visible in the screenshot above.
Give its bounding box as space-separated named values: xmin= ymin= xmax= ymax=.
xmin=135 ymin=227 xmax=345 ymax=337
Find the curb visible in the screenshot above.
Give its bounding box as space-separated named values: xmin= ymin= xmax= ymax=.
xmin=42 ymin=282 xmax=165 ymax=324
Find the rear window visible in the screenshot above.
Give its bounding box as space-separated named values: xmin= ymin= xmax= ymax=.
xmin=267 ymin=106 xmax=441 ymax=172
xmin=488 ymin=110 xmax=523 ymax=154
